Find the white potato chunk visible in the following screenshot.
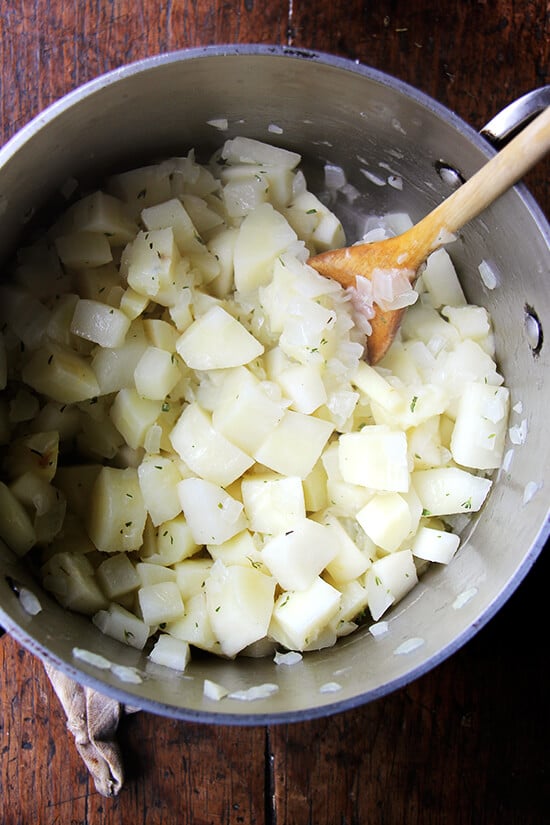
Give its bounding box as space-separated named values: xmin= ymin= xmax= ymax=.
xmin=365 ymin=549 xmax=418 ymax=620
xmin=322 ymin=514 xmax=371 ymax=584
xmin=42 ymin=551 xmax=107 ymax=615
xmin=138 ymin=581 xmax=185 ymax=626
xmin=412 ymin=467 xmax=492 ymax=516
xmin=170 ymin=403 xmax=253 ymax=487
xmin=241 ymin=473 xmax=305 ymax=534
xmin=205 ymin=560 xmax=276 ymax=657
xmin=338 ymin=425 xmax=409 ymax=492
xmin=69 ymin=190 xmax=138 ymax=246
xmin=269 ymin=577 xmax=341 ymax=651
xmin=254 ymin=409 xmax=333 ymax=479
xmin=87 ymin=466 xmax=147 ymax=553
xmin=276 ymin=362 xmax=327 ymax=414
xmin=211 ymin=367 xmax=285 ymax=454
xmin=176 ymin=305 xmax=264 ymax=370
xmin=96 ymin=553 xmax=140 ymax=599
xmin=222 ymin=136 xmax=301 ymax=169
xmin=141 ymin=198 xmax=205 ymax=255
xmin=261 ymin=517 xmax=337 ymax=591
xmin=177 ymin=477 xmax=246 ymax=545
xmin=412 ymin=526 xmax=460 ymax=564
xmin=93 ymin=602 xmax=149 ymax=649
xmin=167 ymin=591 xmax=218 ymax=652
xmin=450 ymin=383 xmax=510 ymax=469
xmin=0 ymin=480 xmax=37 ymax=555
xmin=356 ymin=492 xmax=412 ymax=553
xmin=126 ymin=227 xmax=181 ymax=299
xmin=70 ymin=299 xmax=130 ymax=348
xmin=207 ymin=530 xmax=265 ymax=571
xmin=233 ymin=202 xmax=297 ymax=292
xmin=55 ymin=231 xmax=113 ymax=269
xmin=109 ymin=388 xmax=161 ymax=449
xmin=22 ymin=341 xmax=100 ymax=404
xmin=148 ymin=634 xmax=191 ymax=671
xmin=137 ymin=454 xmax=183 ymax=526
xmin=421 ymin=248 xmax=466 ymax=308
xmin=133 ymin=345 xmax=181 ymax=400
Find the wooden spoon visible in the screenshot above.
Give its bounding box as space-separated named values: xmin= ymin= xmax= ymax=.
xmin=309 ymin=106 xmax=550 ymax=365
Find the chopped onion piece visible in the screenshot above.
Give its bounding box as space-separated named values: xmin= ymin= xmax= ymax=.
xmin=319 ymin=681 xmax=342 ymax=693
xmin=452 ymin=588 xmax=478 ymax=610
xmin=274 ymin=650 xmax=303 ymax=666
xmin=19 ymin=587 xmax=42 ymax=616
xmin=73 ymin=647 xmax=112 ymax=669
xmin=207 ymin=118 xmax=229 ymax=131
xmin=393 ymin=637 xmax=425 ymax=655
xmin=204 ymin=679 xmax=229 ymax=700
xmin=228 ymin=683 xmax=279 ymax=701
xmin=110 ymin=664 xmax=143 ymax=684
xmin=478 ymin=259 xmax=498 ymax=289
xmin=324 ymin=164 xmax=347 ymax=191
xmin=369 ymin=621 xmax=389 ymax=637
xmin=509 ymin=419 xmax=527 ymax=445
xmin=523 ymin=480 xmax=542 ymax=504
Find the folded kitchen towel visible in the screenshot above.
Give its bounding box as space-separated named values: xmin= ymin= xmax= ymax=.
xmin=44 ymin=662 xmax=127 ymax=797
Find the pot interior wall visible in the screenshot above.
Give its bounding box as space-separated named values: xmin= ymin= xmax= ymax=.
xmin=0 ymin=49 xmax=548 ymax=721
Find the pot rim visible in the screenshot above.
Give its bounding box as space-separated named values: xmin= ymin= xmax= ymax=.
xmin=0 ymin=44 xmax=548 ymax=724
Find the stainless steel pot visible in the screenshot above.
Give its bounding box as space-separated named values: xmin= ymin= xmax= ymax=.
xmin=0 ymin=45 xmax=548 ymax=723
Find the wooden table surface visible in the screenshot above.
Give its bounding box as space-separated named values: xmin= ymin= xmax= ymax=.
xmin=1 ymin=2 xmax=549 ymax=823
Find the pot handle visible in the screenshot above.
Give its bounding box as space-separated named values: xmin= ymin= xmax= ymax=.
xmin=481 ymin=87 xmax=550 ymax=147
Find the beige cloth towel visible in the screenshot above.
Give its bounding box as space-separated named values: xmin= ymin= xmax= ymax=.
xmin=44 ymin=663 xmax=128 ymax=797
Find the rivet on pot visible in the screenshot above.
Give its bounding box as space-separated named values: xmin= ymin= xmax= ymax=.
xmin=524 ymin=305 xmax=543 ymax=355
xmin=434 ymin=161 xmax=465 ymax=189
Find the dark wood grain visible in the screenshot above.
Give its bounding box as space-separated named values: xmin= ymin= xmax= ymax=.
xmin=1 ymin=2 xmax=549 ymax=823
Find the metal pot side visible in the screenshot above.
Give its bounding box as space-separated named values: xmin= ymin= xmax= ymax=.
xmin=0 ymin=46 xmax=548 ymax=723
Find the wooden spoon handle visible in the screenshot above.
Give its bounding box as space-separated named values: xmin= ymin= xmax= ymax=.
xmin=410 ymin=105 xmax=550 ymax=258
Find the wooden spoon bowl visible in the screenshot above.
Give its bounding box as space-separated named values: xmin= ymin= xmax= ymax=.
xmin=309 ymin=106 xmax=550 ymax=364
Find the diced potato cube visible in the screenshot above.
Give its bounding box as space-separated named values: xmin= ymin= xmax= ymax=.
xmin=54 ymin=464 xmax=102 ymax=520
xmin=322 ymin=514 xmax=371 ymax=583
xmin=207 ymin=530 xmax=265 ymax=572
xmin=367 ymin=550 xmax=418 ymax=619
xmin=69 ymin=190 xmax=138 ymax=246
xmin=450 ymin=383 xmax=509 ymax=470
xmin=110 ymin=388 xmax=161 ymax=449
xmin=421 ymin=248 xmax=466 ymax=308
xmin=55 ymin=230 xmax=113 ymax=269
xmin=136 ymin=562 xmax=177 ymax=586
xmin=277 ymin=362 xmax=327 ymax=414
xmin=5 ymin=430 xmax=59 ymax=482
xmin=138 ymin=581 xmax=185 ymax=626
xmin=173 ymin=558 xmax=213 ymax=600
xmin=93 ymin=602 xmax=149 ymax=649
xmin=170 ymin=403 xmax=253 ymax=488
xmin=148 ymin=634 xmax=191 ymax=671
xmin=412 ymin=526 xmax=460 ymax=564
xmin=120 ymin=287 xmax=149 ymax=320
xmin=262 ymin=517 xmax=338 ymax=591
xmin=137 ymin=454 xmax=183 ymax=527
xmin=211 ymin=367 xmax=285 ymax=454
xmin=356 ymin=492 xmax=411 ymax=553
xmin=96 ymin=553 xmax=140 ymax=599
xmin=222 ymin=136 xmax=301 ymax=169
xmin=70 ymin=299 xmax=130 ymax=348
xmin=143 ymin=319 xmax=179 ymax=352
xmin=147 ymin=515 xmax=199 ymax=565
xmin=22 ymin=341 xmax=100 ymax=404
xmin=302 ymin=459 xmax=329 ymax=513
xmin=241 ymin=473 xmax=305 ymax=534
xmin=141 ymin=198 xmax=205 ymax=255
xmin=207 ymin=227 xmax=238 ymax=298
xmin=442 ymin=305 xmax=491 ymax=340
xmin=177 ymin=477 xmax=246 ymax=545
xmin=205 ymin=560 xmax=276 ymax=657
xmin=0 ymin=480 xmax=37 ymax=555
xmin=0 ymin=284 xmax=51 ymax=350
xmin=176 ymin=305 xmax=264 ymax=370
xmin=126 ymin=228 xmax=181 ymax=299
xmin=338 ymin=425 xmax=409 ymax=492
xmin=233 ymin=202 xmax=297 ymax=292
xmin=87 ymin=466 xmax=147 ymax=553
xmin=167 ymin=591 xmax=217 ymax=652
xmin=254 ymin=409 xmax=333 ymax=479
xmin=269 ymin=577 xmax=341 ymax=651
xmin=133 ymin=346 xmax=181 ymax=400
xmin=42 ymin=552 xmax=107 ymax=615
xmin=412 ymin=467 xmax=492 ymax=516
xmin=91 ymin=329 xmax=148 ymax=395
